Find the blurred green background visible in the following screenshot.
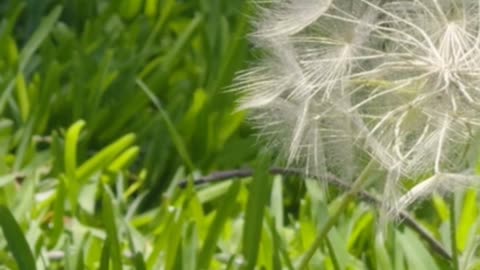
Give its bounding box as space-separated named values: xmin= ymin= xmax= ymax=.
xmin=0 ymin=0 xmax=256 ymax=204
xmin=0 ymin=1 xmax=477 ymax=269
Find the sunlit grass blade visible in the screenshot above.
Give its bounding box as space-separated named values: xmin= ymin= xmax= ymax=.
xmin=456 ymin=190 xmax=477 ymax=252
xmin=182 ymin=221 xmax=198 ymax=270
xmin=76 ymin=133 xmax=136 ymax=181
xmin=64 ymin=120 xmax=86 ymax=180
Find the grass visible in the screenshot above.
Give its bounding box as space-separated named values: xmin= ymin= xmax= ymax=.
xmin=0 ymin=0 xmax=479 ymax=269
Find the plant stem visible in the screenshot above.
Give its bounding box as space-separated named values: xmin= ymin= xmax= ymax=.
xmin=450 ymin=195 xmax=460 ymax=270
xmin=296 ymin=160 xmax=375 ymax=270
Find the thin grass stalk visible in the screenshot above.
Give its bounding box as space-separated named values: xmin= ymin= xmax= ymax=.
xmin=450 ymin=195 xmax=460 ymax=270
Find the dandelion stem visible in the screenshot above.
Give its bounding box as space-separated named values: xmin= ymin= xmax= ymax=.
xmin=450 ymin=195 xmax=460 ymax=270
xmin=296 ymin=160 xmax=376 ymax=270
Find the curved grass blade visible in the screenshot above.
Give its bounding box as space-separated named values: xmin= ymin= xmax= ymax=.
xmin=65 ymin=120 xmax=86 ymax=180
xmin=76 ymin=133 xmax=136 ymax=181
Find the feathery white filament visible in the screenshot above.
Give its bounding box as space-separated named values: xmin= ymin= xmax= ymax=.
xmin=254 ymin=0 xmax=332 ymax=38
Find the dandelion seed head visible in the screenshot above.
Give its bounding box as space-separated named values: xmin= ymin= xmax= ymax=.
xmin=235 ymin=0 xmax=480 ymax=216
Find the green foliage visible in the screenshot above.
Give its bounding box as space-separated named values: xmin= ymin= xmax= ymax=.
xmin=0 ymin=0 xmax=478 ymax=269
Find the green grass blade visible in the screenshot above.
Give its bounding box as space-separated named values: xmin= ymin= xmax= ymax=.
xmin=327 ymin=229 xmax=348 ymax=270
xmin=132 ymin=252 xmax=147 ymax=270
xmin=50 ymin=177 xmax=66 ymax=247
xmin=101 ymin=185 xmax=122 ymax=269
xmin=136 ymin=78 xmax=194 ymax=170
xmin=13 ymin=118 xmax=34 ymax=170
xmin=76 ymin=133 xmax=136 ymax=180
xmin=198 ymin=181 xmax=241 ymax=270
xmin=374 ymin=235 xmax=392 ymax=270
xmin=242 ymin=159 xmax=272 ymax=270
xmin=182 ymin=221 xmax=198 ymax=270
xmin=141 ymin=0 xmax=175 ymax=57
xmin=19 ymin=6 xmax=62 ymax=72
xmin=163 ymin=13 xmax=203 ymax=73
xmin=99 ymin=241 xmax=110 ymax=270
xmin=265 ymin=215 xmax=286 ymax=270
xmin=399 ymin=229 xmax=440 ymax=270
xmin=457 ymin=190 xmax=477 ymax=252
xmin=15 ymin=73 xmax=30 ymax=122
xmin=270 ymin=175 xmax=284 ymax=230
xmin=106 ymin=146 xmax=140 ymax=173
xmin=0 ymin=206 xmax=36 ymax=270
xmin=64 ymin=120 xmax=85 ymax=180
